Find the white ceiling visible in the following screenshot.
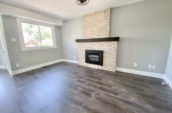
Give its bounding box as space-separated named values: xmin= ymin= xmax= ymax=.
xmin=0 ymin=0 xmax=144 ymax=20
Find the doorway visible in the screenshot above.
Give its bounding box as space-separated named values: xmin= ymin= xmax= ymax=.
xmin=0 ymin=15 xmax=12 ymax=74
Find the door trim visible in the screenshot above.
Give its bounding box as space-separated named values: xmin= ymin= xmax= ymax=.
xmin=0 ymin=14 xmax=12 ymax=75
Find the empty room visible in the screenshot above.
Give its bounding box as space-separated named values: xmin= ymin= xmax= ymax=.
xmin=0 ymin=0 xmax=172 ymax=113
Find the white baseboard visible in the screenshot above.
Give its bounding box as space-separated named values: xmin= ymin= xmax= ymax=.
xmin=0 ymin=66 xmax=13 ymax=77
xmin=0 ymin=66 xmax=6 ymax=69
xmin=11 ymin=59 xmax=172 ymax=90
xmin=163 ymin=76 xmax=172 ymax=89
xmin=0 ymin=66 xmax=9 ymax=71
xmin=61 ymin=59 xmax=78 ymax=64
xmin=12 ymin=59 xmax=78 ymax=75
xmin=116 ymin=67 xmax=164 ymax=79
xmin=12 ymin=59 xmax=164 ymax=80
xmin=12 ymin=59 xmax=63 ymax=75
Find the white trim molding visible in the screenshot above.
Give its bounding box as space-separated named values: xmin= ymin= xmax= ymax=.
xmin=0 ymin=15 xmax=12 ymax=74
xmin=12 ymin=59 xmax=77 ymax=75
xmin=12 ymin=59 xmax=63 ymax=75
xmin=17 ymin=18 xmax=57 ymax=51
xmin=11 ymin=58 xmax=172 ymax=91
xmin=0 ymin=66 xmax=13 ymax=76
xmin=163 ymin=76 xmax=172 ymax=89
xmin=11 ymin=59 xmax=172 ymax=90
xmin=61 ymin=59 xmax=78 ymax=64
xmin=0 ymin=65 xmax=6 ymax=70
xmin=116 ymin=67 xmax=164 ymax=79
xmin=60 ymin=61 xmax=164 ymax=79
xmin=12 ymin=59 xmax=165 ymax=81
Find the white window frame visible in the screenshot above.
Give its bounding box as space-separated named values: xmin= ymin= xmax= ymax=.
xmin=17 ymin=18 xmax=56 ymax=51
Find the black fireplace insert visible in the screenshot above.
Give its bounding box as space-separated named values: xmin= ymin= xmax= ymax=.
xmin=85 ymin=50 xmax=103 ymax=66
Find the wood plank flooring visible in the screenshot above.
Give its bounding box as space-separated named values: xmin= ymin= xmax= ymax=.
xmin=1 ymin=62 xmax=172 ymax=113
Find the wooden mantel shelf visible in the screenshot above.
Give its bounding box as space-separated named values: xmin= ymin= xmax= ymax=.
xmin=76 ymin=37 xmax=120 ymax=43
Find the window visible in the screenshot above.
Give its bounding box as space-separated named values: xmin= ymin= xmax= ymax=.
xmin=18 ymin=19 xmax=56 ymax=50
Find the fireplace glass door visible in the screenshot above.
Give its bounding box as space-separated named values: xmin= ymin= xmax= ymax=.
xmin=85 ymin=50 xmax=103 ymax=66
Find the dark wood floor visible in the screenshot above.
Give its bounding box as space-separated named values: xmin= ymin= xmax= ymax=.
xmin=1 ymin=62 xmax=172 ymax=113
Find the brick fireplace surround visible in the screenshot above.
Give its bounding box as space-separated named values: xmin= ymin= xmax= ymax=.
xmin=76 ymin=38 xmax=119 ymax=72
xmin=76 ymin=8 xmax=120 ymax=72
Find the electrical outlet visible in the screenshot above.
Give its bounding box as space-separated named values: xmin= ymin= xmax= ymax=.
xmin=11 ymin=38 xmax=16 ymax=42
xmin=73 ymin=56 xmax=76 ymax=60
xmin=152 ymin=65 xmax=156 ymax=70
xmin=133 ymin=63 xmax=138 ymax=67
xmin=16 ymin=63 xmax=20 ymax=68
xmin=148 ymin=65 xmax=152 ymax=70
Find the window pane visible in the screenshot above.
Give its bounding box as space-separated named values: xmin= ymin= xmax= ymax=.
xmin=39 ymin=25 xmax=54 ymax=47
xmin=21 ymin=23 xmax=41 ymax=47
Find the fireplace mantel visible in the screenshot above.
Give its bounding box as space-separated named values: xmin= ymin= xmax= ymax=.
xmin=76 ymin=37 xmax=120 ymax=43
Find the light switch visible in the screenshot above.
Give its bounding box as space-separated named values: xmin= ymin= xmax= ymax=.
xmin=11 ymin=38 xmax=16 ymax=42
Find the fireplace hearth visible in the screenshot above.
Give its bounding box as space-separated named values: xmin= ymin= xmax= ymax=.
xmin=85 ymin=50 xmax=103 ymax=66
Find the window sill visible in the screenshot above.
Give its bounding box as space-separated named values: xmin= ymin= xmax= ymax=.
xmin=21 ymin=46 xmax=57 ymax=51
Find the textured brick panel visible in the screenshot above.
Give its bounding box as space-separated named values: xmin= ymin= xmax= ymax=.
xmin=83 ymin=9 xmax=111 ymax=38
xmin=78 ymin=8 xmax=118 ymax=72
xmin=77 ymin=42 xmax=118 ymax=72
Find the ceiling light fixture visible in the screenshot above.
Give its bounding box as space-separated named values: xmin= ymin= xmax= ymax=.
xmin=76 ymin=0 xmax=89 ymax=6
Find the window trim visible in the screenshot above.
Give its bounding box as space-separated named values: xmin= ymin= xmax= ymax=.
xmin=17 ymin=18 xmax=57 ymax=51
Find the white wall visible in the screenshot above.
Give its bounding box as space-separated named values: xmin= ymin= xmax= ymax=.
xmin=61 ymin=0 xmax=172 ymax=75
xmin=2 ymin=15 xmax=63 ymax=71
xmin=61 ymin=18 xmax=82 ymax=60
xmin=110 ymin=0 xmax=172 ymax=74
xmin=0 ymin=3 xmax=64 ymax=72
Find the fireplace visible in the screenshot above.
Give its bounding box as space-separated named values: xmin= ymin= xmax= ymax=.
xmin=76 ymin=37 xmax=119 ymax=72
xmin=85 ymin=50 xmax=103 ymax=66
